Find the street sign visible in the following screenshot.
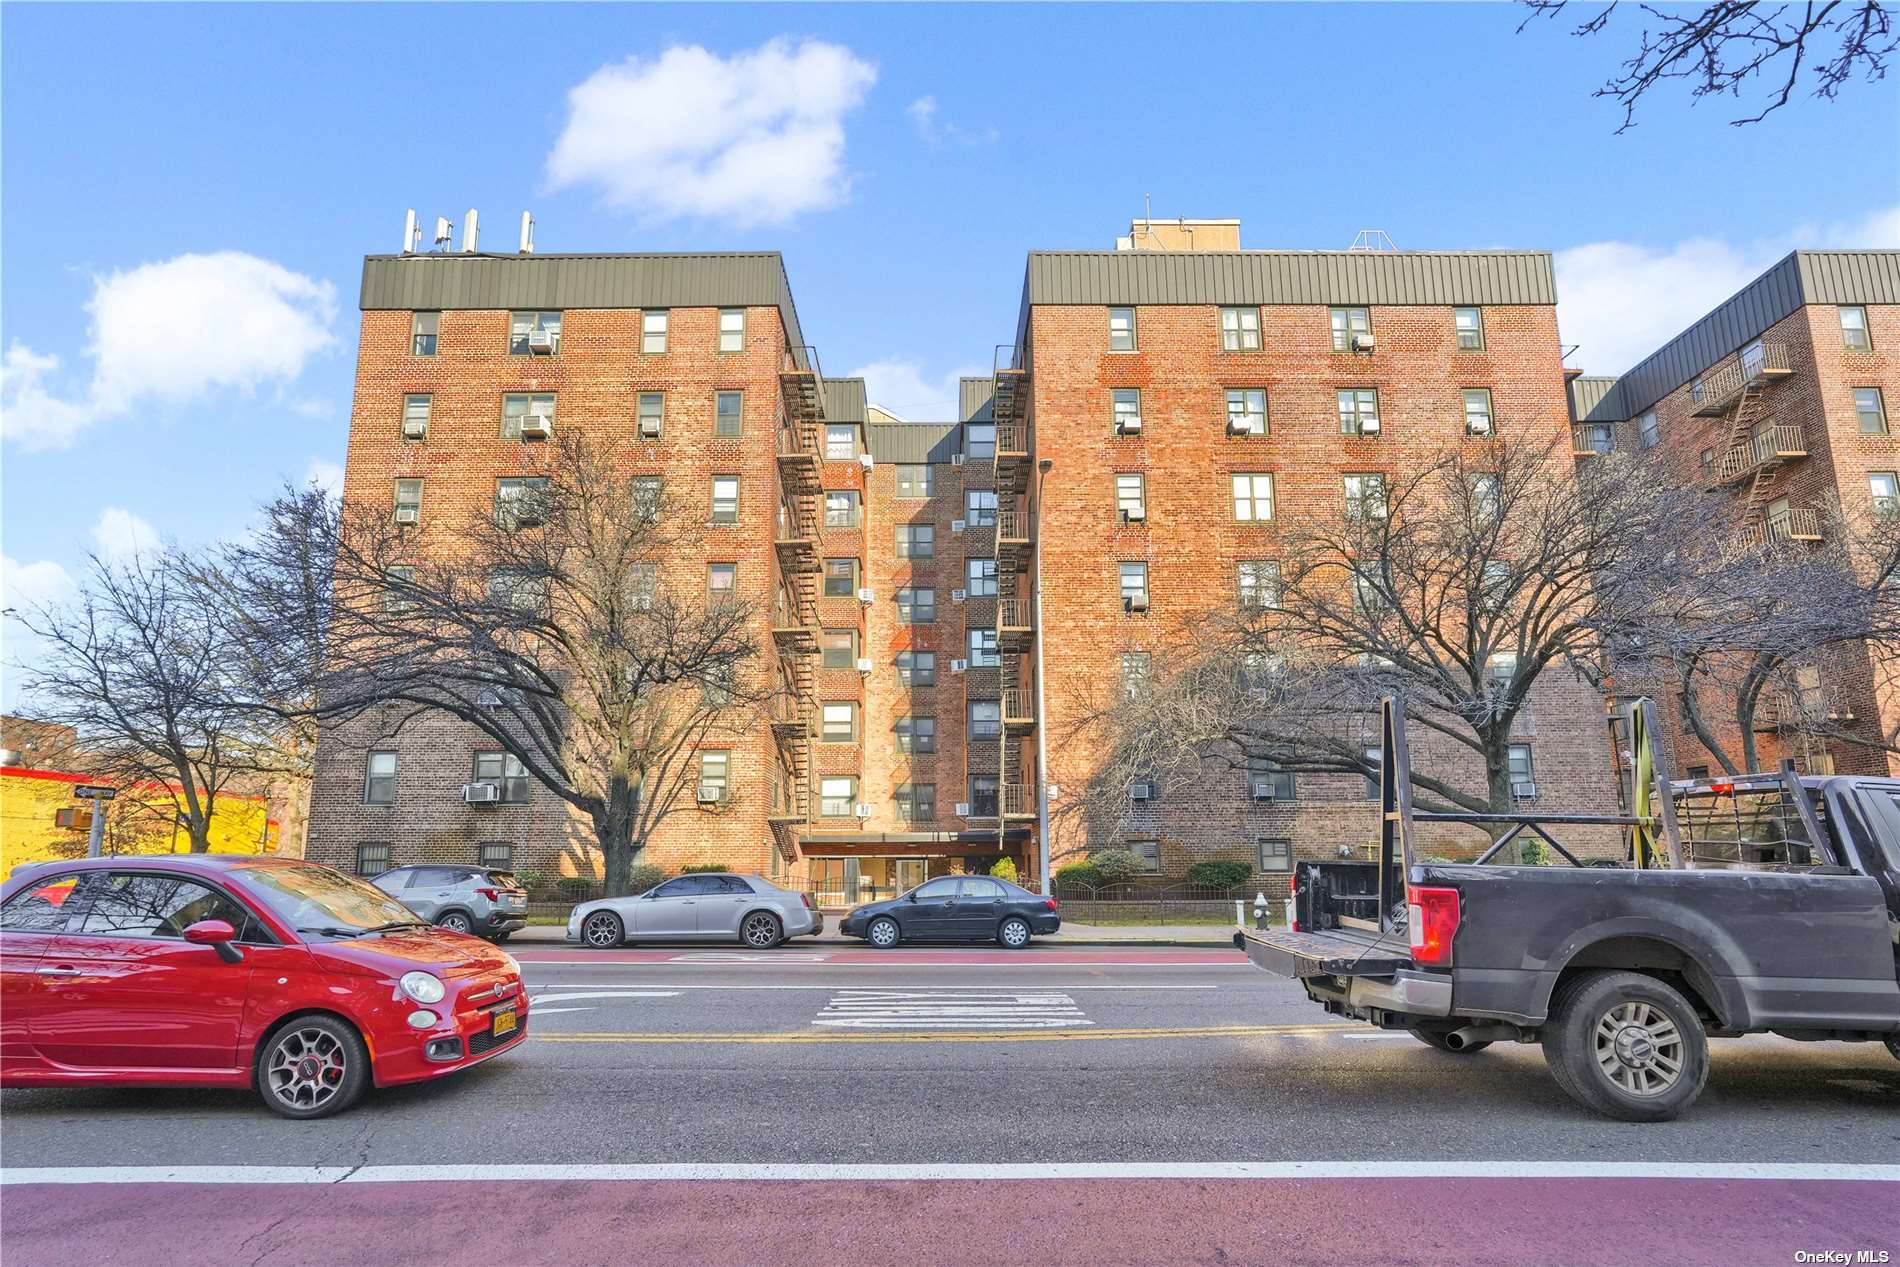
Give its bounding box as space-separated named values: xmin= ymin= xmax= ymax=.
xmin=72 ymin=785 xmax=117 ymax=801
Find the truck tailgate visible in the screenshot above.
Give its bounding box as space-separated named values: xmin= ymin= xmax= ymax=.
xmin=1240 ymin=925 xmax=1412 ymax=979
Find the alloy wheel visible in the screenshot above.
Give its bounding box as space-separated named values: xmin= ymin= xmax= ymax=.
xmin=439 ymin=912 xmax=471 ymax=934
xmin=1000 ymin=919 xmax=1030 ymax=947
xmin=1593 ymin=1000 xmax=1685 ymax=1096
xmin=265 ymin=1026 xmax=348 ymax=1112
xmin=583 ymin=913 xmax=620 ymax=947
xmin=741 ymin=913 xmax=780 ymax=948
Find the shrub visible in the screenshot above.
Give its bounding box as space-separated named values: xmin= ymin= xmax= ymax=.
xmin=1054 ymin=862 xmax=1103 ymax=891
xmin=626 ymin=863 xmax=668 ymax=894
xmin=1088 ymin=849 xmax=1145 ymax=885
xmin=679 ymin=863 xmax=728 ymax=874
xmin=1518 ymin=839 xmax=1548 ymax=867
xmin=1185 ymin=860 xmax=1254 ymax=889
xmin=513 ymin=868 xmax=545 ymax=894
xmin=555 ymin=876 xmax=596 ymax=901
xmin=989 ymin=857 xmax=1019 ymax=883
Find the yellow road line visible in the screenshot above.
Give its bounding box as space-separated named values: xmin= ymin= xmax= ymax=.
xmin=534 ymin=1023 xmax=1357 ymax=1045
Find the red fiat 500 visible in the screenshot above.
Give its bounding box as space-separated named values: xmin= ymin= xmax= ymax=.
xmin=0 ymin=855 xmax=529 ymax=1118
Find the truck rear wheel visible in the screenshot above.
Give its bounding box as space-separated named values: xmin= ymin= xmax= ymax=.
xmin=1543 ymin=970 xmax=1708 ymax=1122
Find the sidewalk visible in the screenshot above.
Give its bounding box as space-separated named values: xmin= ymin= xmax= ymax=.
xmin=509 ymin=921 xmax=1239 ymax=947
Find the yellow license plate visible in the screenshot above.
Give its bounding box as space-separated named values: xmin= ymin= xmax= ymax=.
xmin=491 ymin=1008 xmax=518 ymax=1037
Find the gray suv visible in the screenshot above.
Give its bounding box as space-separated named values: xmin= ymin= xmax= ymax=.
xmin=372 ymin=865 xmax=528 ymax=941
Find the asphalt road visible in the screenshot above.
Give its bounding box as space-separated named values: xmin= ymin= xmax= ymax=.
xmin=4 ymin=945 xmax=1898 ymax=1265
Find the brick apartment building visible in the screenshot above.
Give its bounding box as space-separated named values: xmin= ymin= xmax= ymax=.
xmin=1566 ymin=251 xmax=1900 ymax=780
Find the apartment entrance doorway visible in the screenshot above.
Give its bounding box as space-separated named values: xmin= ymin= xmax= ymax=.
xmin=807 ymin=857 xmax=929 ymax=909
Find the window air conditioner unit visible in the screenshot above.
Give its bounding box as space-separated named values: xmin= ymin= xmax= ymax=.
xmin=1351 ymin=333 xmax=1377 ymax=352
xmin=951 ymin=519 xmax=966 ymax=534
xmin=951 ymin=588 xmax=966 ymax=602
xmin=954 ymin=802 xmax=971 ymax=817
xmin=1125 ymin=595 xmax=1149 ymax=612
xmin=1250 ymin=780 xmax=1277 ymax=801
xmin=857 ymin=587 xmax=874 ymax=603
xmin=1359 ymin=417 xmax=1380 ymax=435
xmin=638 ymin=418 xmax=662 ymax=439
xmin=1511 ymin=781 xmax=1538 ymax=800
xmin=1118 ymin=416 xmax=1143 ymax=435
xmin=1121 ymin=506 xmax=1146 ymax=523
xmin=1227 ymin=420 xmax=1253 ymax=436
xmin=855 ymin=657 xmax=873 ymax=674
xmin=952 ymin=454 xmax=966 ymax=467
xmin=697 ymin=783 xmax=723 ymax=804
xmin=858 ymin=454 xmax=874 ymax=470
xmin=518 ymin=415 xmax=552 ymax=439
xmin=526 ymin=329 xmax=556 ymax=353
xmin=1129 ymin=781 xmax=1155 ymax=801
xmin=395 ymin=506 xmax=420 ymax=525
xmin=854 ymin=803 xmax=873 ymax=819
xmin=950 ymin=658 xmax=968 ymax=673
xmin=403 ymin=421 xmax=428 ymax=441
xmin=462 ymin=783 xmax=502 ymax=804
xmin=1468 ymin=419 xmax=1491 ymax=436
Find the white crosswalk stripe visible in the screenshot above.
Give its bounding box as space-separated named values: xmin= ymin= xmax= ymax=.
xmin=813 ymin=989 xmax=1092 ymax=1030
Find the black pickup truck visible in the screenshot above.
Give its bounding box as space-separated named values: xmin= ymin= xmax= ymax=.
xmin=1239 ymin=696 xmax=1900 ymax=1121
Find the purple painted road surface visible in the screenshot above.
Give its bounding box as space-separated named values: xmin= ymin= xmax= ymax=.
xmin=6 ymin=1177 xmax=1894 ymax=1266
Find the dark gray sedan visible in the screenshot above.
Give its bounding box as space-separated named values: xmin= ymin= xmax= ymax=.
xmin=839 ymin=876 xmax=1061 ymax=948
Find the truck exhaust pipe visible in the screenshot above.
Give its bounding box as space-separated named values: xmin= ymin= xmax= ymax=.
xmin=1443 ymin=1023 xmax=1521 ymax=1050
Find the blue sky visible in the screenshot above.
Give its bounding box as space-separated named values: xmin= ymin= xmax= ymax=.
xmin=3 ymin=1 xmax=1897 ymax=697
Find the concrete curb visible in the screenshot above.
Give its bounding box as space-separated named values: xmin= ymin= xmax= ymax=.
xmin=509 ymin=928 xmax=1241 ymax=950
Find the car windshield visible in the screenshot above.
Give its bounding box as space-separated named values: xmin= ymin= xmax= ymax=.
xmin=235 ymin=864 xmax=426 ymax=938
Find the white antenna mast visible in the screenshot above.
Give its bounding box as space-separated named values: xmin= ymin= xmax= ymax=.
xmin=519 ymin=211 xmax=535 ymax=255
xmin=461 ymin=209 xmax=480 ymax=253
xmin=402 ymin=209 xmax=420 ymax=254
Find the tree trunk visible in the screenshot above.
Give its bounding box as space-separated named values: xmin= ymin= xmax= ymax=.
xmin=188 ymin=818 xmax=212 ymax=852
xmin=1482 ymin=731 xmax=1518 ymax=852
xmin=596 ymin=774 xmax=639 ymax=895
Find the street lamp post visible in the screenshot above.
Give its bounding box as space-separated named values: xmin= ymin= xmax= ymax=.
xmin=1035 ymin=457 xmax=1054 ymax=896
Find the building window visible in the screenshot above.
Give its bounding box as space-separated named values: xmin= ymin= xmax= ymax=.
xmin=1226 ymin=388 xmax=1267 ymax=436
xmin=641 ymin=310 xmax=668 ymax=354
xmin=509 ymin=311 xmax=561 ymax=355
xmin=1338 ymin=388 xmax=1381 ymax=436
xmin=1470 ymin=473 xmax=1501 ymax=523
xmin=495 ymin=477 xmax=550 ymax=528
xmin=820 ymin=629 xmax=856 ymax=670
xmin=715 ymin=391 xmax=744 ymax=437
xmin=969 ymin=699 xmax=1001 ymax=740
xmin=718 ymin=308 xmax=746 ymax=353
xmin=1871 ymin=472 xmax=1899 ymax=517
xmin=895 ymin=464 xmax=935 ymax=498
xmin=969 ymin=628 xmax=1000 ymax=667
xmin=1344 ymin=473 xmax=1388 ymax=520
xmin=1856 ymin=387 xmax=1888 ymax=435
xmin=967 ymin=558 xmax=998 ymax=597
xmin=1485 ymin=650 xmax=1518 ymax=691
xmin=823 ymin=558 xmax=858 ymax=596
xmin=473 ymin=752 xmax=530 ymax=803
xmin=1507 ymin=742 xmax=1535 ymax=786
xmin=402 ymin=393 xmax=431 ymax=440
xmin=1238 ymin=560 xmax=1281 ymax=609
xmin=627 ymin=564 xmax=657 ymax=611
xmin=895 ymin=716 xmax=936 ymax=754
xmin=1330 ymin=307 xmax=1371 ymax=352
xmin=1364 ymin=747 xmax=1382 ymax=800
xmin=478 ymin=842 xmax=515 ymax=870
xmin=1453 ymin=307 xmax=1484 ymax=351
xmin=1231 ymin=473 xmax=1275 ymax=522
xmin=1684 ymin=765 xmax=1710 ymax=781
xmin=969 ymin=776 xmax=999 ymax=818
xmin=1840 ymin=305 xmax=1872 ymax=352
xmin=1120 ymin=651 xmax=1151 ymax=698
xmin=1119 ymin=561 xmax=1150 ymax=610
xmin=697 ymin=750 xmax=729 ymax=801
xmin=895 ymin=783 xmax=936 ymax=822
xmin=1249 ymin=750 xmax=1296 ymax=802
xmin=1116 ymin=473 xmax=1146 ymax=520
xmin=825 ymin=491 xmax=861 ymax=528
xmin=384 ymin=565 xmax=416 ymax=615
xmin=355 ymin=843 xmax=392 ymax=877
xmin=1112 ymin=389 xmax=1142 ymax=435
xmin=502 ymin=392 xmax=556 ymax=440
xmin=363 ymin=752 xmax=398 ymax=805
xmin=897 ymin=587 xmax=935 ymax=624
xmin=1637 ymin=409 xmax=1660 ymax=448
xmin=711 ymin=476 xmax=740 ymax=524
xmin=1463 ymin=388 xmax=1494 ymax=436
xmin=1257 ymin=838 xmax=1292 ymax=873
xmin=393 ymin=479 xmax=423 ymax=523
xmin=895 ymin=523 xmax=934 ymax=559
xmin=965 ymin=489 xmax=998 ymax=527
xmin=632 ymin=391 xmax=665 ymax=438
xmin=632 ymin=476 xmax=663 ymax=522
xmin=1220 ymin=306 xmax=1262 ymax=352
xmin=1109 ymin=307 xmax=1137 ymax=351
xmin=1741 ymin=338 xmax=1766 ymax=378
xmin=821 ymin=702 xmax=858 ymax=743
xmin=411 ymin=311 xmax=439 ymax=356
xmin=897 ymin=650 xmax=936 ymax=688
xmin=965 ymin=423 xmax=996 ymax=459
xmin=1581 ymin=422 xmax=1615 ymax=455
xmin=708 ymin=563 xmax=736 ymax=598
xmin=819 ymin=776 xmax=856 ymax=818
xmin=826 ymin=425 xmax=857 ymax=460
xmin=1129 ymin=840 xmax=1162 ymax=873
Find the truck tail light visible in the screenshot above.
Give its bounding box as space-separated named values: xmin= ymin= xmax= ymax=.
xmin=1406 ymin=885 xmax=1460 ymax=966
xmin=476 ymin=888 xmax=499 ymax=901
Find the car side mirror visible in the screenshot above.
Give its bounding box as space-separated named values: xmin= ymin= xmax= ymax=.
xmin=184 ymin=919 xmax=243 ymax=964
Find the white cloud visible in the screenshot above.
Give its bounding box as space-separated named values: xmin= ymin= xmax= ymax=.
xmin=305 ymin=458 xmax=344 ymax=498
xmin=849 ymin=357 xmax=987 ymax=421
xmin=547 ymin=39 xmax=877 ymax=226
xmin=904 ymin=93 xmax=996 ymax=147
xmin=91 ymin=508 xmax=159 ymax=562
xmin=1557 ymin=203 xmax=1900 ymax=376
xmin=906 ymin=96 xmax=938 ymax=134
xmin=0 ymin=553 xmax=76 ymax=614
xmin=1 ymin=252 xmax=336 ymax=451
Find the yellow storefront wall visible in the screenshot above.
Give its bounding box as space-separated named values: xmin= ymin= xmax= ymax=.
xmin=1 ymin=769 xmax=277 ymax=874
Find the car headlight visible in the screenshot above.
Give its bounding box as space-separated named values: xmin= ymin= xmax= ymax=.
xmin=399 ymin=971 xmax=445 ymax=1004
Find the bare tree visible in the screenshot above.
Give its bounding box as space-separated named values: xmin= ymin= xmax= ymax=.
xmin=1074 ymin=439 xmax=1730 ymax=838
xmin=1519 ymin=1 xmax=1896 ymax=129
xmin=320 ymin=432 xmax=770 ymax=895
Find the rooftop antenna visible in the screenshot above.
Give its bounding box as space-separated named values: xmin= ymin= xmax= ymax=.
xmin=1348 ymin=229 xmax=1398 ymax=252
xmin=461 ymin=209 xmax=480 ymax=253
xmin=431 ymin=216 xmax=454 ymax=251
xmin=402 ymin=209 xmax=421 ymax=254
xmin=519 ymin=211 xmax=535 ymax=255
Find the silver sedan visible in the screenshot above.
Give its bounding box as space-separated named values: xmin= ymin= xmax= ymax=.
xmin=566 ymin=873 xmax=823 ymax=949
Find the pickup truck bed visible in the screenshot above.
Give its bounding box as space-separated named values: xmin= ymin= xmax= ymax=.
xmin=1239 ymin=926 xmax=1410 ymax=979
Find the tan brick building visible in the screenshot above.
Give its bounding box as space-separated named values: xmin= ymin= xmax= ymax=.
xmin=1566 ymin=251 xmax=1900 ymax=780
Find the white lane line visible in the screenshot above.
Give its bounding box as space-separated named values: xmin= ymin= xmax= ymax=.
xmin=1340 ymin=1032 xmax=1413 ymax=1041
xmin=529 ymin=1007 xmax=594 ymax=1016
xmin=814 ymin=989 xmax=1091 ymax=1030
xmin=527 ymin=991 xmax=682 ymax=1004
xmin=517 ymin=982 xmax=1222 ymax=992
xmin=668 ymin=952 xmax=833 ymax=963
xmin=7 ymin=1162 xmax=1897 ymax=1186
